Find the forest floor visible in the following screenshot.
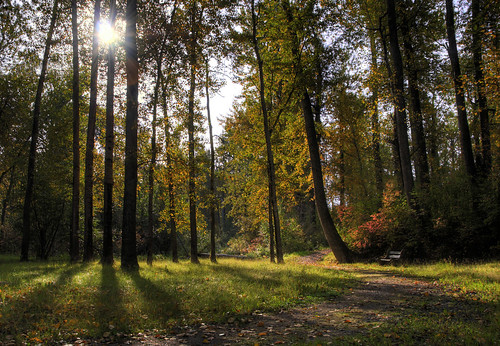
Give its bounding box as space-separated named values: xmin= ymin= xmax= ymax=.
xmin=110 ymin=250 xmax=496 ymax=345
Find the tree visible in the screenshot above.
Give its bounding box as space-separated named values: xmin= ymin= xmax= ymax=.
xmin=205 ymin=61 xmax=217 ymax=263
xmin=445 ymin=0 xmax=476 ymax=180
xmin=102 ymin=0 xmax=117 ymax=266
xmin=187 ymin=1 xmax=201 ymax=264
xmin=83 ymin=0 xmax=101 ymax=262
xmin=385 ymin=0 xmax=414 ymax=204
xmin=250 ymin=0 xmax=283 ymax=263
xmin=121 ymin=0 xmax=139 ymax=270
xmin=280 ymin=0 xmax=351 ymax=263
xmin=400 ymin=4 xmax=430 ymax=190
xmin=70 ymin=0 xmax=80 ymax=263
xmin=20 ymin=0 xmax=60 ymax=262
xmin=471 ymin=0 xmax=491 ymax=175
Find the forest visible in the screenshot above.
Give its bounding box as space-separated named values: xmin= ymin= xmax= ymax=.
xmin=0 ymin=0 xmax=499 ymax=266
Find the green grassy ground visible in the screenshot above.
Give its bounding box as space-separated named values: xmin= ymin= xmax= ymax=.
xmin=321 ymin=254 xmax=500 ymax=345
xmin=0 ymin=255 xmax=355 ymax=344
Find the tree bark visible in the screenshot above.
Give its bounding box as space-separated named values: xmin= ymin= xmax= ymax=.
xmin=280 ymin=0 xmax=351 ymax=263
xmin=386 ymin=0 xmax=414 ymax=204
xmin=251 ymin=0 xmax=283 ymax=263
xmin=21 ymin=0 xmax=59 ymax=262
xmin=301 ymin=92 xmax=352 ymax=263
xmin=205 ymin=62 xmax=217 ymax=263
xmin=70 ymin=0 xmax=80 ymax=263
xmin=379 ymin=20 xmax=403 ymax=191
xmin=471 ymin=0 xmax=491 ymax=175
xmin=147 ymin=50 xmax=165 ymax=266
xmin=188 ymin=3 xmax=199 ymax=264
xmin=68 ymin=0 xmax=81 ymax=262
xmin=368 ymin=33 xmax=384 ymax=202
xmin=83 ymin=0 xmax=101 ymax=262
xmin=268 ymin=196 xmax=275 ymax=262
xmin=400 ymin=16 xmax=430 ymax=190
xmin=121 ymin=0 xmax=139 ymax=271
xmin=102 ymin=0 xmax=116 ymax=266
xmin=445 ymin=0 xmax=476 ymax=179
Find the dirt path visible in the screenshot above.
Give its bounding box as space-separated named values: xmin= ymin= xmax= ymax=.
xmin=94 ymin=251 xmax=483 ymax=345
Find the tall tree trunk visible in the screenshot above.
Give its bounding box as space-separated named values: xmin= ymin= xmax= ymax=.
xmin=369 ymin=33 xmax=384 ymax=202
xmin=188 ymin=5 xmax=199 ymax=264
xmin=21 ymin=0 xmax=59 ymax=262
xmin=251 ymin=0 xmax=283 ymax=263
xmin=102 ymin=0 xmax=116 ymax=266
xmin=379 ymin=21 xmax=403 ymax=191
xmin=70 ymin=0 xmax=80 ymax=263
xmin=165 ymin=111 xmax=178 ymax=263
xmin=83 ymin=0 xmax=101 ymax=262
xmin=121 ymin=0 xmax=139 ymax=271
xmin=445 ymin=0 xmax=476 ymax=179
xmin=205 ymin=62 xmax=217 ymax=263
xmin=386 ymin=0 xmax=414 ymax=204
xmin=188 ymin=2 xmax=200 ymax=263
xmin=165 ymin=113 xmax=178 ymax=263
xmin=147 ymin=51 xmax=164 ymax=266
xmin=400 ymin=14 xmax=430 ymax=190
xmin=301 ymin=92 xmax=352 ymax=263
xmin=471 ymin=0 xmax=491 ymax=175
xmin=281 ymin=0 xmax=350 ymax=263
xmin=268 ymin=196 xmax=275 ymax=262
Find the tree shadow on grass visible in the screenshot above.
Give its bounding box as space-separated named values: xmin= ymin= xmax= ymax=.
xmin=0 ymin=262 xmax=90 ymax=343
xmin=93 ymin=265 xmax=131 ymax=337
xmin=125 ymin=269 xmax=181 ymax=330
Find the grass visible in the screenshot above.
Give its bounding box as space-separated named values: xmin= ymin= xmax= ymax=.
xmin=0 ymin=255 xmax=355 ymax=344
xmin=1 ymin=254 xmax=499 ymax=345
xmin=321 ymin=253 xmax=500 ymax=345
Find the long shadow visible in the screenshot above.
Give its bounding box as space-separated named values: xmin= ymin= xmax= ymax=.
xmin=94 ymin=265 xmax=131 ymax=336
xmin=126 ymin=269 xmax=181 ymax=328
xmin=0 ymin=262 xmax=89 ymax=343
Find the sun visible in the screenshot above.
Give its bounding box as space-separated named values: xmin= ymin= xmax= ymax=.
xmin=98 ymin=20 xmax=116 ymax=44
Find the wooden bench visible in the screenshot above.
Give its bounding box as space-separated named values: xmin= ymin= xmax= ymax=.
xmin=379 ymin=250 xmax=402 ymax=264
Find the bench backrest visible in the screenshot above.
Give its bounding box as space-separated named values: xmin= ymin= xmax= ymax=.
xmin=387 ymin=250 xmax=402 ymax=259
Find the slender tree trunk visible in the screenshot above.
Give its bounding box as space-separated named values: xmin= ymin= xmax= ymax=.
xmin=281 ymin=0 xmax=351 ymax=263
xmin=187 ymin=4 xmax=200 ymax=264
xmin=369 ymin=33 xmax=384 ymax=201
xmin=147 ymin=52 xmax=164 ymax=266
xmin=70 ymin=0 xmax=80 ymax=263
xmin=21 ymin=0 xmax=59 ymax=262
xmin=83 ymin=0 xmax=101 ymax=262
xmin=205 ymin=62 xmax=217 ymax=263
xmin=379 ymin=21 xmax=403 ymax=190
xmin=251 ymin=0 xmax=283 ymax=263
xmin=400 ymin=16 xmax=430 ymax=190
xmin=121 ymin=0 xmax=139 ymax=271
xmin=301 ymin=92 xmax=351 ymax=263
xmin=268 ymin=196 xmax=275 ymax=262
xmin=386 ymin=0 xmax=414 ymax=204
xmin=102 ymin=0 xmax=116 ymax=266
xmin=445 ymin=0 xmax=476 ymax=179
xmin=165 ymin=117 xmax=178 ymax=263
xmin=471 ymin=0 xmax=491 ymax=175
